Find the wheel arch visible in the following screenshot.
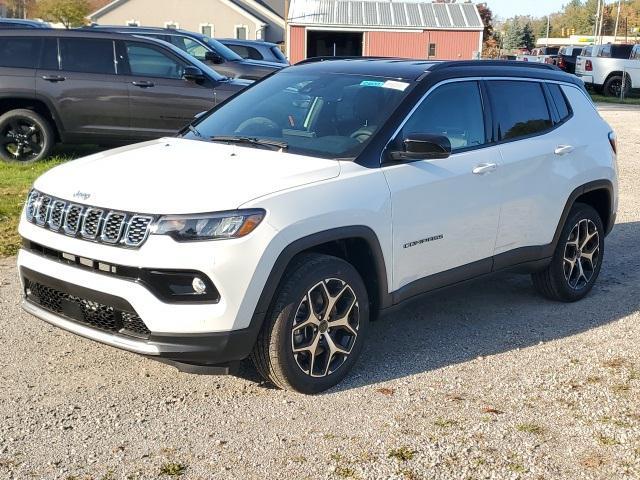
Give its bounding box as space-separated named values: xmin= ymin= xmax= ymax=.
xmin=253 ymin=226 xmax=391 ymax=322
xmin=0 ymin=96 xmax=63 ymax=141
xmin=553 ymin=180 xmax=615 ymax=249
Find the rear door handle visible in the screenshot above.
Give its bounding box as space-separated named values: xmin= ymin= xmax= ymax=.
xmin=41 ymin=75 xmax=66 ymax=82
xmin=472 ymin=163 xmax=497 ymax=175
xmin=554 ymin=145 xmax=575 ymax=156
xmin=132 ymin=81 xmax=155 ymax=88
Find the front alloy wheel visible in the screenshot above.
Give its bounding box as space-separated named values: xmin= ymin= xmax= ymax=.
xmin=291 ymin=279 xmax=360 ymax=378
xmin=252 ymin=253 xmax=369 ymax=394
xmin=0 ymin=109 xmax=54 ymax=163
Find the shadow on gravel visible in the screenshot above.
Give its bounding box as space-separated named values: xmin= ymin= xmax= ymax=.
xmin=322 ymin=220 xmax=640 ymax=392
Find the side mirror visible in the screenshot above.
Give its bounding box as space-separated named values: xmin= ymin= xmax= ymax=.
xmin=389 ymin=133 xmax=452 ymax=162
xmin=205 ymin=51 xmax=224 ymax=64
xmin=183 ymin=66 xmax=205 ymax=82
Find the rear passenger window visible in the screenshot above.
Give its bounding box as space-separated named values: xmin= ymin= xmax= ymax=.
xmin=60 ymin=38 xmax=115 ymax=74
xmin=401 ymin=81 xmax=485 ymax=151
xmin=487 ymin=81 xmax=552 ymax=141
xmin=547 ymin=83 xmax=571 ymax=122
xmin=0 ymin=37 xmax=42 ymax=68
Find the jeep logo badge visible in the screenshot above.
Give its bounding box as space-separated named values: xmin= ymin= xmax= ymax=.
xmin=73 ymin=191 xmax=91 ymax=201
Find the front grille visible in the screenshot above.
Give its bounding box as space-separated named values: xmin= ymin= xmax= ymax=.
xmin=25 ymin=278 xmax=151 ymax=338
xmin=25 ymin=190 xmax=155 ymax=248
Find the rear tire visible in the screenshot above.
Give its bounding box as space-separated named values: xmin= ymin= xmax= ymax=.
xmin=603 ymin=75 xmax=631 ymax=98
xmin=532 ymin=203 xmax=604 ymax=302
xmin=0 ymin=109 xmax=54 ymax=163
xmin=252 ymin=253 xmax=369 ymax=394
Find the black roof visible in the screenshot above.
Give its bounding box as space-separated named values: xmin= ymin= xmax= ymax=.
xmin=0 ymin=18 xmax=50 ymax=28
xmin=0 ymin=29 xmax=143 ymax=39
xmin=289 ymin=57 xmax=583 ymax=87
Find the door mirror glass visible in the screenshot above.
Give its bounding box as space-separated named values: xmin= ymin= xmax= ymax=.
xmin=183 ymin=66 xmax=205 ymax=82
xmin=205 ymin=51 xmax=224 ymax=64
xmin=390 ymin=133 xmax=451 ymax=161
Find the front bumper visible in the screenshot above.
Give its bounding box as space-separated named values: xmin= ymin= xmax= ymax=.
xmin=20 ymin=266 xmax=262 ymax=372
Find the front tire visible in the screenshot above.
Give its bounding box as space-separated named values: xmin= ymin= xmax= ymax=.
xmin=0 ymin=109 xmax=54 ymax=163
xmin=252 ymin=253 xmax=369 ymax=394
xmin=532 ymin=203 xmax=604 ymax=302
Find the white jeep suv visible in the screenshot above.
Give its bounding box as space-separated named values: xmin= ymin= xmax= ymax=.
xmin=18 ymin=60 xmax=618 ymax=393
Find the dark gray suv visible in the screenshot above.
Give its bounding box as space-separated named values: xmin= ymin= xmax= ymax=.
xmin=0 ymin=30 xmax=249 ymax=163
xmin=86 ymin=26 xmax=285 ymax=81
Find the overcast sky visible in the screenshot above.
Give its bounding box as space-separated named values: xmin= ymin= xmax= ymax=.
xmin=486 ymin=0 xmax=567 ymax=19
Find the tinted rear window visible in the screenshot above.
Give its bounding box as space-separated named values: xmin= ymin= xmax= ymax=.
xmin=59 ymin=38 xmax=115 ymax=74
xmin=487 ymin=81 xmax=552 ymax=141
xmin=547 ymin=83 xmax=571 ymax=122
xmin=0 ymin=37 xmax=42 ymax=68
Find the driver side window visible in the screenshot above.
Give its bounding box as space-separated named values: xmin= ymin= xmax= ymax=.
xmin=125 ymin=42 xmax=185 ymax=79
xmin=401 ymin=81 xmax=486 ymax=152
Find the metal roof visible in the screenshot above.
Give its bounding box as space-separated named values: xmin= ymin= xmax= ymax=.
xmin=288 ymin=0 xmax=483 ymax=30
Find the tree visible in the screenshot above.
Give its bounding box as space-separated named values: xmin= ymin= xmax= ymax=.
xmin=522 ymin=21 xmax=535 ymax=50
xmin=502 ymin=18 xmax=525 ymax=50
xmin=37 ymin=0 xmax=90 ymax=29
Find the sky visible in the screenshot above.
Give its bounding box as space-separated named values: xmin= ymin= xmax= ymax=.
xmin=486 ymin=0 xmax=567 ymax=19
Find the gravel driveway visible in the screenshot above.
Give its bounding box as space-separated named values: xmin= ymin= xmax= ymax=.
xmin=1 ymin=107 xmax=639 ymax=480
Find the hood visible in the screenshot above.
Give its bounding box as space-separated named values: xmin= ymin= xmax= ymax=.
xmin=235 ymin=58 xmax=285 ymax=69
xmin=34 ymin=138 xmax=340 ymax=214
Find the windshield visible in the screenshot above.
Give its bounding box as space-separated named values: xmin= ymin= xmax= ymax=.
xmin=203 ymin=37 xmax=244 ymax=61
xmin=183 ymin=71 xmax=413 ymax=159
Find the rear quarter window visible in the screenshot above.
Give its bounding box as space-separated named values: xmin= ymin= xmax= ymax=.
xmin=487 ymin=80 xmax=553 ymax=141
xmin=547 ymin=83 xmax=571 ymax=123
xmin=0 ymin=37 xmax=42 ymax=68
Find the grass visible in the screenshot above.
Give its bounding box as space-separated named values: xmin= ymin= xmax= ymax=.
xmin=0 ymin=157 xmax=65 ymax=256
xmin=388 ymin=446 xmax=416 ymax=462
xmin=591 ymin=93 xmax=640 ymax=105
xmin=516 ymin=423 xmax=545 ymax=435
xmin=159 ymin=462 xmax=186 ymax=476
xmin=0 ymin=145 xmax=100 ymax=257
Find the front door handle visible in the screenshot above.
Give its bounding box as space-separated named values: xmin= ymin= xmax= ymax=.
xmin=41 ymin=75 xmax=66 ymax=82
xmin=554 ymin=145 xmax=575 ymax=156
xmin=472 ymin=163 xmax=497 ymax=175
xmin=132 ymin=81 xmax=155 ymax=88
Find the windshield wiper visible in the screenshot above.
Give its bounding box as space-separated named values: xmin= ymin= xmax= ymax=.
xmin=187 ymin=124 xmax=203 ymax=138
xmin=209 ymin=135 xmax=288 ymax=151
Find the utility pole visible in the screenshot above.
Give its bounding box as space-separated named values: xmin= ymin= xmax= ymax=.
xmin=614 ymin=0 xmax=622 ymax=42
xmin=593 ymin=0 xmax=601 ymax=37
xmin=546 ymin=15 xmax=550 ymax=46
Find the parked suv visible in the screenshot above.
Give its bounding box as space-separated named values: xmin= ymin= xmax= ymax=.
xmin=86 ymin=26 xmax=285 ymax=80
xmin=18 ymin=60 xmax=618 ymax=393
xmin=0 ymin=30 xmax=248 ymax=162
xmin=220 ymin=38 xmax=289 ymax=64
xmin=0 ymin=18 xmax=51 ymax=29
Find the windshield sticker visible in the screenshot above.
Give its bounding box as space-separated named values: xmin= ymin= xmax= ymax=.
xmin=360 ymin=80 xmax=385 ymax=87
xmin=383 ymin=80 xmax=410 ymax=91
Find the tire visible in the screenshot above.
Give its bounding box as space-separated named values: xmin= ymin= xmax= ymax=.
xmin=0 ymin=109 xmax=54 ymax=163
xmin=251 ymin=253 xmax=370 ymax=394
xmin=532 ymin=203 xmax=605 ymax=302
xmin=603 ymin=75 xmax=631 ymax=98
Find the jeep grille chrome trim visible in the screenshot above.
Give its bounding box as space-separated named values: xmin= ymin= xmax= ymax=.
xmin=25 ymin=190 xmax=155 ymax=249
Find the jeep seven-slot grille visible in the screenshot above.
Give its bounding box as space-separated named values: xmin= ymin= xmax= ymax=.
xmin=25 ymin=190 xmax=154 ymax=248
xmin=25 ymin=278 xmax=151 ymax=338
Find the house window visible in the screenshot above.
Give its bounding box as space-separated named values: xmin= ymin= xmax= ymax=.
xmin=201 ymin=24 xmax=213 ymax=37
xmin=235 ymin=25 xmax=248 ymax=40
xmin=126 ymin=19 xmax=140 ymax=26
xmin=428 ymin=43 xmax=437 ymax=58
xmin=165 ymin=22 xmax=179 ymax=29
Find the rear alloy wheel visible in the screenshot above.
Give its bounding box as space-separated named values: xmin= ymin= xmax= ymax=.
xmin=252 ymin=253 xmax=369 ymax=394
xmin=604 ymin=75 xmax=631 ymax=98
xmin=0 ymin=109 xmax=54 ymax=163
xmin=532 ymin=203 xmax=605 ymax=302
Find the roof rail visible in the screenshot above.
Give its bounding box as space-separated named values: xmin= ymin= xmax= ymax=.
xmin=295 ymin=56 xmax=406 ymax=65
xmin=430 ymin=60 xmax=559 ymax=71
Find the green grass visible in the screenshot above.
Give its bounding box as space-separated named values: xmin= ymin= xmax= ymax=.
xmin=591 ymin=93 xmax=640 ymax=105
xmin=0 ymin=146 xmax=101 ymax=257
xmin=0 ymin=157 xmax=65 ymax=256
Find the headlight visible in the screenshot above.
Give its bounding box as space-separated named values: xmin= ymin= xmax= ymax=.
xmin=151 ymin=209 xmax=265 ymax=241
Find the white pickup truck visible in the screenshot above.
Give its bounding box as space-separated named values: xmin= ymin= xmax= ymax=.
xmin=576 ymin=43 xmax=640 ymax=97
xmin=516 ymin=47 xmax=560 ymax=63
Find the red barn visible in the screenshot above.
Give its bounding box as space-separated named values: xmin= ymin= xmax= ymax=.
xmin=286 ymin=0 xmax=484 ymax=64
